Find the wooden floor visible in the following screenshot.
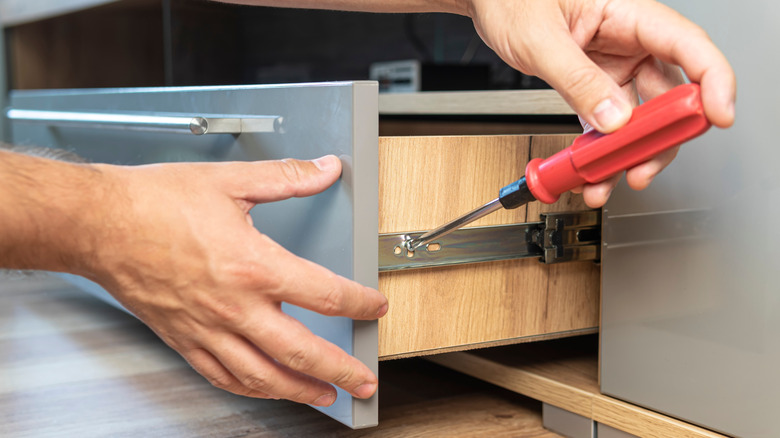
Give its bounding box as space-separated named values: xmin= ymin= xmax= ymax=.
xmin=0 ymin=274 xmax=561 ymax=437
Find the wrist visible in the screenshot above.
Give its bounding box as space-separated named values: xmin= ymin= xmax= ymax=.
xmin=0 ymin=150 xmax=120 ymax=277
xmin=75 ymin=163 xmax=130 ymax=283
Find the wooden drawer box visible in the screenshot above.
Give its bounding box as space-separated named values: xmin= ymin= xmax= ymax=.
xmin=7 ymin=82 xmax=597 ymax=426
xmin=378 ymin=134 xmax=598 ymax=359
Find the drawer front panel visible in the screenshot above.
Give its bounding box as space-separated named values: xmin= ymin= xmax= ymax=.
xmin=8 ymin=82 xmax=379 ymax=428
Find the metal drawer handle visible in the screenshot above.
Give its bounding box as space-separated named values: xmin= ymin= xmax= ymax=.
xmin=6 ymin=109 xmax=283 ymax=135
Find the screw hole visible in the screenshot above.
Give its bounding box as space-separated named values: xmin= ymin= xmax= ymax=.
xmin=426 ymin=243 xmax=441 ymax=252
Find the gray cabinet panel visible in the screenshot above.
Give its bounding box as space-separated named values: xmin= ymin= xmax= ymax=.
xmin=601 ymin=2 xmax=779 ymax=437
xmin=8 ymin=82 xmax=379 ymax=428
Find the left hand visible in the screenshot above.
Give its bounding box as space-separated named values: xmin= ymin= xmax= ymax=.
xmin=87 ymin=156 xmax=387 ymax=406
xmin=467 ymin=0 xmax=736 ymax=207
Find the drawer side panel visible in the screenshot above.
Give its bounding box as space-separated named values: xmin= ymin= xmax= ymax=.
xmin=378 ymin=134 xmax=598 ymax=358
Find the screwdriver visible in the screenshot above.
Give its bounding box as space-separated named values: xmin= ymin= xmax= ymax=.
xmin=404 ymin=83 xmax=711 ymax=251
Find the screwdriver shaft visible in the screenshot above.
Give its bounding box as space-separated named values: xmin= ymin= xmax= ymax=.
xmin=406 ymin=198 xmax=503 ymax=251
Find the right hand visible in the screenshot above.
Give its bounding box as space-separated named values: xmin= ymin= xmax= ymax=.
xmin=88 ymin=155 xmax=387 ymax=407
xmin=466 ymin=0 xmax=736 ymax=207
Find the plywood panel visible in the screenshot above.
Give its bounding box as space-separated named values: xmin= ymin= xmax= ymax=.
xmin=378 ymin=135 xmax=599 ymax=359
xmin=379 ymin=259 xmax=553 ymax=359
xmin=378 ymin=135 xmax=530 ymax=233
xmin=429 ymin=340 xmax=597 ymax=418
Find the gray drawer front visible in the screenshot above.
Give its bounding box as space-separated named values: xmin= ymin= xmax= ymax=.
xmin=8 ymin=82 xmax=379 ymax=428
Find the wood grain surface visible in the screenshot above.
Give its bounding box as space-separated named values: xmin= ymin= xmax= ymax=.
xmin=378 ymin=135 xmax=531 ymax=233
xmin=527 ymin=135 xmax=601 ymax=336
xmin=0 ymin=275 xmax=564 ymax=437
xmin=430 ymin=336 xmax=729 ymax=438
xmin=377 ymin=135 xmax=599 ymax=359
xmin=428 ymin=337 xmax=600 ymax=418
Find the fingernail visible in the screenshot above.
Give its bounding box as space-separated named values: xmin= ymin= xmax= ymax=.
xmin=577 ymin=115 xmax=595 ymax=134
xmin=354 ymin=383 xmax=377 ymax=399
xmin=593 ymin=98 xmax=628 ymax=132
xmin=313 ymin=393 xmax=336 ymax=407
xmin=313 ymin=155 xmax=339 ymax=172
xmin=605 ymin=184 xmax=615 ymax=201
xmin=595 ymin=181 xmax=617 ymax=208
xmin=376 ymin=303 xmax=388 ymax=318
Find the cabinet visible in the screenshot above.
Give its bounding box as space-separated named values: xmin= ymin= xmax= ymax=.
xmin=0 ymin=1 xmax=737 ymax=436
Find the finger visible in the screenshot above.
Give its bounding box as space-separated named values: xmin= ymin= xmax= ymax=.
xmin=633 ymin=1 xmax=736 ymax=127
xmin=182 ymin=347 xmax=273 ymax=400
xmin=259 ymin=236 xmax=388 ymax=320
xmin=208 ymin=333 xmax=340 ymax=406
xmin=221 ymin=155 xmax=343 ymax=204
xmin=634 ymin=57 xmax=686 ymax=101
xmin=522 ymin=12 xmax=632 ymax=132
xmin=625 ymin=146 xmax=680 ymax=191
xmin=245 ymin=310 xmax=378 ymax=399
xmin=581 ymin=173 xmax=623 ymax=208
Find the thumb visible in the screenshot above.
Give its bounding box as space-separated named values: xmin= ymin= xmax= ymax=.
xmin=229 ymin=155 xmax=343 ymax=204
xmin=535 ymin=34 xmax=633 ymax=133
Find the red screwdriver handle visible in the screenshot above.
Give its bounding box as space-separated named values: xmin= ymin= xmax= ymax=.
xmin=525 ymin=83 xmax=711 ymax=204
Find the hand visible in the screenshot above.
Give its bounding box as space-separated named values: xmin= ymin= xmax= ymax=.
xmin=467 ymin=0 xmax=736 ymax=207
xmin=88 ymin=155 xmax=388 ymax=407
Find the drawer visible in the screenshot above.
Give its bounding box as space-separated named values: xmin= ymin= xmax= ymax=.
xmin=378 ymin=134 xmax=599 ymax=359
xmin=7 ymin=82 xmax=597 ymax=427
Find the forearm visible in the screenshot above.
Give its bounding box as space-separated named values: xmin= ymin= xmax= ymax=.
xmin=0 ymin=149 xmax=112 ymax=275
xmin=213 ymin=0 xmax=472 ymax=15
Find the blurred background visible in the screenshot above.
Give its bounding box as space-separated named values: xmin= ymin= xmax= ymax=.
xmin=3 ymin=0 xmax=550 ymax=91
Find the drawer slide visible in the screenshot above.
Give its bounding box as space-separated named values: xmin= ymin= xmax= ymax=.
xmin=379 ymin=210 xmax=600 ymax=271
